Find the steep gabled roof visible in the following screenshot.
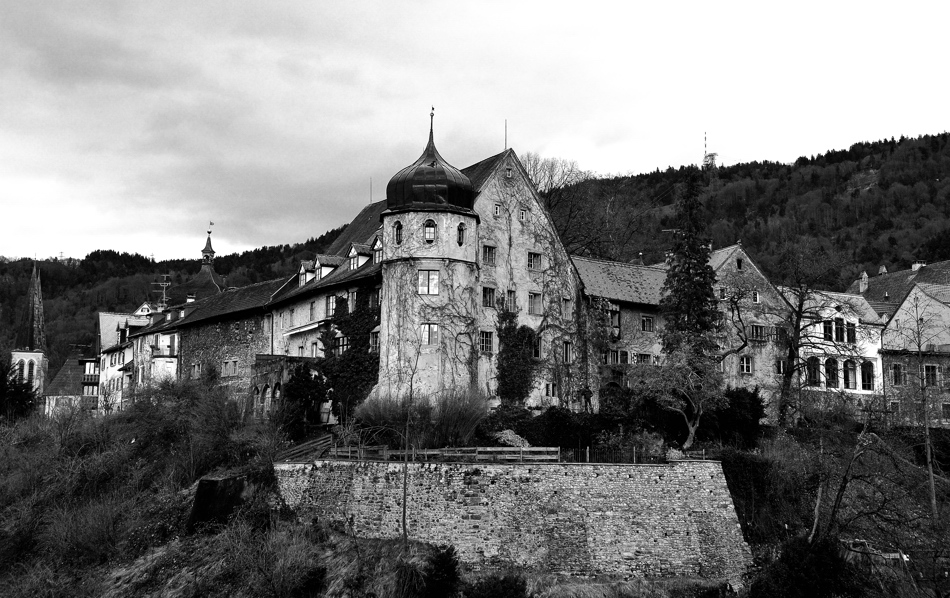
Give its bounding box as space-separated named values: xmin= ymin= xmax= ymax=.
xmin=572 ymin=256 xmax=666 ymax=306
xmin=271 ymin=261 xmax=382 ymax=306
xmin=708 ymin=244 xmax=742 ymax=271
xmin=44 ymin=359 xmax=85 ymax=397
xmin=325 ymin=201 xmax=388 ymax=256
xmin=461 ymin=150 xmax=511 ymax=192
xmin=846 ymin=260 xmax=950 ymax=302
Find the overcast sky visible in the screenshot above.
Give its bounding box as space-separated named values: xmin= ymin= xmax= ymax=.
xmin=2 ymin=1 xmax=947 ymax=261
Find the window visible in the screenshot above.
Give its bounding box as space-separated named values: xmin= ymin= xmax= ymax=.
xmin=719 ymin=287 xmax=727 ymax=300
xmin=369 ymin=288 xmax=380 ymax=309
xmin=325 ymin=295 xmax=336 ymax=318
xmin=653 ymin=355 xmax=662 ymax=366
xmin=349 ymin=255 xmax=358 ymax=270
xmin=752 ymin=290 xmax=760 ymax=303
xmin=369 ymin=332 xmax=379 ymax=353
xmin=457 ymin=223 xmax=465 ymax=246
xmin=943 ymin=403 xmax=950 ymax=420
xmin=775 ymin=359 xmax=788 ymax=375
xmin=843 ymin=360 xmax=857 ymax=389
xmin=298 ymin=272 xmax=306 ymax=287
xmin=493 ymin=203 xmax=501 ymax=217
xmin=16 ymin=360 xmax=24 ymax=382
xmin=309 ymin=301 xmax=316 ymax=321
xmin=846 ymin=323 xmax=856 ymax=344
xmin=925 ymin=364 xmax=938 ymax=387
xmin=423 ymin=219 xmax=436 ymax=244
xmin=192 ymin=363 xmax=202 ymax=379
xmin=417 ymin=270 xmax=439 ymax=295
xmin=312 ymin=342 xmax=319 ymax=357
xmin=641 ymin=315 xmax=655 ymax=333
xmin=528 ymin=292 xmax=542 ymax=315
xmin=479 ymin=331 xmax=494 ymax=353
xmin=834 ymin=318 xmax=845 ymax=343
xmin=739 ymin=356 xmax=753 ymax=375
xmin=750 ymin=324 xmax=767 ymax=340
xmin=562 ymin=298 xmax=572 ymax=316
xmin=298 ymin=346 xmax=304 ymax=357
xmin=545 ymin=382 xmax=558 ymax=397
xmin=348 ymin=289 xmax=357 ymax=312
xmin=736 ymin=258 xmax=743 ymax=271
xmin=336 ymin=336 xmax=350 ymax=357
xmin=26 ymin=361 xmax=35 ymax=385
xmin=637 ymin=353 xmax=652 ymax=364
xmin=823 ymin=320 xmax=833 ymax=341
xmin=482 ymin=287 xmax=496 ymax=308
xmin=619 ymin=351 xmax=629 ymax=364
xmin=527 ymin=252 xmax=542 ymax=270
xmin=861 ymin=361 xmax=874 ymax=391
xmin=482 ymin=245 xmax=496 ymax=266
xmin=825 ymin=359 xmax=839 ymax=388
xmin=532 ymin=336 xmax=542 ymax=359
xmin=421 ymin=323 xmax=439 ymax=345
xmin=519 ymin=209 xmax=527 ymax=221
xmin=892 ymin=363 xmax=905 ymax=386
xmin=806 ymin=357 xmax=821 ymax=386
xmin=374 ymin=246 xmax=382 ymax=264
xmin=394 ymin=221 xmax=403 ymax=244
xmin=890 ymin=401 xmax=901 ymax=415
xmin=289 ymin=308 xmax=295 ymax=327
xmin=562 ymin=341 xmax=574 ymax=363
xmin=506 ymin=290 xmax=517 ymax=310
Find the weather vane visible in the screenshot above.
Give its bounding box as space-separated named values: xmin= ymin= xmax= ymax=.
xmin=208 ymin=221 xmax=214 ymax=235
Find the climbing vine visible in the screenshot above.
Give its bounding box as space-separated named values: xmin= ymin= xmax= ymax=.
xmin=495 ymin=306 xmax=539 ymax=405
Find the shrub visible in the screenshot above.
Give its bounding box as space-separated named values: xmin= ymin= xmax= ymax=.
xmin=698 ymin=386 xmax=765 ymax=449
xmin=39 ymin=494 xmax=129 ymax=565
xmin=355 ymin=390 xmax=488 ymax=449
xmin=463 ymin=572 xmax=528 ymax=598
xmin=423 ymin=545 xmax=461 ymax=598
xmin=749 ymin=537 xmax=866 ymax=598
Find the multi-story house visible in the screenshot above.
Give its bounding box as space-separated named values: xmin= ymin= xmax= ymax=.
xmin=880 ymin=283 xmax=950 ymax=426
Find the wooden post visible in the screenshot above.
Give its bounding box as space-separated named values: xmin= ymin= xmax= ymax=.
xmin=585 ymin=445 xmax=590 ymax=463
xmin=475 ymin=446 xmax=479 ymax=462
xmin=520 ymin=446 xmax=523 ymax=462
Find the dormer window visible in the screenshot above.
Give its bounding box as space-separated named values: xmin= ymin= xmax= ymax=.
xmin=457 ymin=223 xmax=466 ymax=246
xmin=394 ymin=221 xmax=403 ymax=245
xmin=298 ymin=272 xmax=306 ymax=287
xmin=423 ymin=219 xmax=436 ymax=244
xmin=374 ymin=247 xmax=382 ymax=264
xmin=350 ymin=255 xmax=358 ymax=270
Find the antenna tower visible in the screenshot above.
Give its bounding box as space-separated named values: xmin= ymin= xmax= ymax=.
xmin=152 ymin=274 xmax=171 ymax=311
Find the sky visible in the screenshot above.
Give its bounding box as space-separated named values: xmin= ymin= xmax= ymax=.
xmin=1 ymin=1 xmax=947 ymax=261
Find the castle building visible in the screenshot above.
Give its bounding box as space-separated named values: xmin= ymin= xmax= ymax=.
xmin=12 ymin=264 xmax=48 ymax=397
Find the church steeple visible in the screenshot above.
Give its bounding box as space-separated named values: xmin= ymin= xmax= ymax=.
xmin=202 ymin=225 xmax=215 ymax=266
xmin=19 ymin=263 xmax=47 ymax=353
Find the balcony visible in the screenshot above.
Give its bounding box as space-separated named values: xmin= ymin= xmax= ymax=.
xmin=81 ymin=374 xmax=100 ymax=384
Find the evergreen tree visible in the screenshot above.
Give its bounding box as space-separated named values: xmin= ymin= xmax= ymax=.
xmin=0 ymin=357 xmax=37 ymax=421
xmin=659 ymin=166 xmax=718 ymax=354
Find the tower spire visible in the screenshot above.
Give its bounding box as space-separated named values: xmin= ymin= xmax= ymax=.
xmin=20 ymin=263 xmax=47 ymax=352
xmin=429 ymin=106 xmax=434 ymax=143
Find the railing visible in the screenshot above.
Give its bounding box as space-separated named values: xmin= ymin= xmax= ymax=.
xmin=560 ymin=446 xmax=668 ymax=464
xmin=325 ymin=445 xmax=561 ymax=463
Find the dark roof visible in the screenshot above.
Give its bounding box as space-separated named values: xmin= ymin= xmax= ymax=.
xmin=271 ymin=261 xmax=382 ymax=306
xmin=350 ymin=243 xmax=372 ymax=255
xmin=176 ymin=277 xmax=289 ymax=328
xmin=572 ymin=256 xmax=666 ymax=305
xmin=461 ymin=149 xmax=510 ymax=192
xmin=44 ymin=359 xmax=85 ymax=397
xmin=846 ymin=260 xmax=950 ymax=302
xmin=203 ymin=235 xmax=214 ymax=254
xmin=166 ymin=264 xmax=225 ymax=306
xmin=386 ymin=124 xmax=475 ymax=211
xmin=325 ymin=201 xmax=388 ymax=256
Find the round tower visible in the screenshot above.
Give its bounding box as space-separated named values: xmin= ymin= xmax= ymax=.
xmin=376 ymin=113 xmax=480 ymax=399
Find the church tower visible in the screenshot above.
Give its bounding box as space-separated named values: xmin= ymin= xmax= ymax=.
xmin=12 ymin=263 xmax=49 ymax=395
xmin=375 ymin=112 xmax=481 ymax=399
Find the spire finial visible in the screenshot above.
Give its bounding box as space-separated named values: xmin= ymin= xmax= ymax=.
xmin=429 ymin=106 xmax=434 ymax=141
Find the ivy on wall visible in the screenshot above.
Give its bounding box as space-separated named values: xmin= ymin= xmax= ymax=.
xmin=495 ymin=306 xmax=539 ymax=406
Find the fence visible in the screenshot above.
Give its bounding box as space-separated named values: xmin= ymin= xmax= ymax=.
xmin=325 ymin=445 xmax=561 ymax=463
xmin=560 ymin=446 xmax=668 ymax=464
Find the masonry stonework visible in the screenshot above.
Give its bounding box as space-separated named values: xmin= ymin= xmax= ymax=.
xmin=179 ymin=317 xmax=269 ymax=394
xmin=275 ymin=459 xmax=751 ymax=587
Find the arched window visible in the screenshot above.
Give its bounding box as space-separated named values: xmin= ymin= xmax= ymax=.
xmin=16 ymin=360 xmax=25 ymax=383
xmin=423 ymin=219 xmax=436 ymax=244
xmin=861 ymin=361 xmax=874 ymax=391
xmin=457 ymin=223 xmax=465 ymax=246
xmin=394 ymin=221 xmax=403 ymax=245
xmin=843 ymin=360 xmax=857 ymax=389
xmin=806 ymin=357 xmax=821 ymax=386
xmin=824 ymin=358 xmax=838 ymax=388
xmin=27 ymin=361 xmax=35 ymax=386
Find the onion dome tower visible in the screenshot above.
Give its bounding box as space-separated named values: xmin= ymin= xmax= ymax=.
xmin=375 ymin=110 xmax=480 ymax=399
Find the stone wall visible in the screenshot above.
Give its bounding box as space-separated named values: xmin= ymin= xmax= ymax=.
xmin=179 ymin=316 xmax=269 ymax=397
xmin=275 ymin=459 xmax=752 ymax=587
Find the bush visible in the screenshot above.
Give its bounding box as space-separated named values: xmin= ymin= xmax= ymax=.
xmin=463 ymin=572 xmax=528 ymax=598
xmin=355 ymin=390 xmax=488 ymax=449
xmin=749 ymin=537 xmax=866 ymax=598
xmin=424 ymin=545 xmax=461 ymax=598
xmin=39 ymin=494 xmax=129 ymax=565
xmin=698 ymin=386 xmax=764 ymax=449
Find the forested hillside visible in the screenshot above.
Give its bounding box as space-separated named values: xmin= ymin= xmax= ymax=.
xmin=540 ymin=132 xmax=950 ymax=289
xmin=0 ymin=226 xmax=343 ymax=371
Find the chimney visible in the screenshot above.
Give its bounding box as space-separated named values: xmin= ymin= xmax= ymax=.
xmin=186 ymin=294 xmax=196 ymax=303
xmin=878 ymin=265 xmax=887 ymax=276
xmin=912 ymin=261 xmax=926 ymax=271
xmin=859 ymin=271 xmax=868 ymax=293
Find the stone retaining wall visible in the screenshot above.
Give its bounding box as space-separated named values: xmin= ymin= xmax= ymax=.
xmin=275 ymin=459 xmax=751 ymax=587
